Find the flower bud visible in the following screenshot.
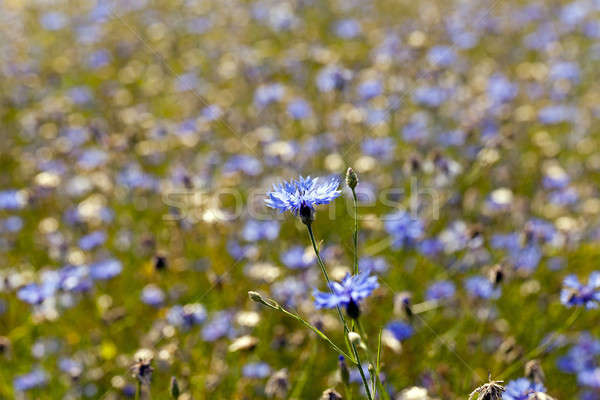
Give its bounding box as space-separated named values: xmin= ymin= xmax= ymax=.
xmin=248 ymin=291 xmax=264 ymax=303
xmin=170 ymin=376 xmax=180 ymax=399
xmin=348 ymin=332 xmax=361 ymax=344
xmin=346 ymin=167 xmax=358 ymax=190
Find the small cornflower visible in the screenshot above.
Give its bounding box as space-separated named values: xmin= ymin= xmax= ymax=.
xmin=13 ymin=369 xmax=48 ymax=392
xmin=560 ymin=272 xmax=600 ymax=308
xmin=313 ymin=271 xmax=379 ymax=319
xmin=265 ymin=176 xmax=341 ymax=224
xmin=426 ymin=280 xmax=456 ymax=301
xmin=384 ymin=211 xmax=424 ymax=249
xmin=242 ymin=362 xmax=271 ymax=379
xmin=385 ymin=321 xmax=414 ymax=341
xmin=465 ymin=276 xmax=501 ymax=300
xmin=503 ymin=378 xmax=546 ymax=400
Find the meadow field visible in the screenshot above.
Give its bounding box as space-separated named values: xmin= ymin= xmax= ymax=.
xmin=1 ymin=0 xmax=600 ymax=399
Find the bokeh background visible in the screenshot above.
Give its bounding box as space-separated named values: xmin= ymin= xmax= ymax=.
xmin=1 ymin=0 xmax=600 ymax=398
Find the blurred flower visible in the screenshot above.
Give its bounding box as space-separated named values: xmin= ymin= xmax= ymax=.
xmin=334 ymin=19 xmax=362 ymax=39
xmin=503 ymin=378 xmax=546 ymax=400
xmin=243 ymin=362 xmax=271 ymax=379
xmin=167 ymin=303 xmax=207 ymax=329
xmin=13 ymin=369 xmax=48 ymax=392
xmin=426 ymin=280 xmax=456 ymax=301
xmin=385 ymin=321 xmax=414 ymax=341
xmin=90 ymin=258 xmax=122 ymax=280
xmin=280 ymin=246 xmax=314 ymax=269
xmin=464 ymin=276 xmax=501 ymax=299
xmin=287 ymin=98 xmax=312 ymax=120
xmin=141 ymin=284 xmax=165 ymax=307
xmin=202 ymin=311 xmax=234 ymax=341
xmin=384 ymin=211 xmax=424 ymax=249
xmin=560 ymin=272 xmax=600 ymax=308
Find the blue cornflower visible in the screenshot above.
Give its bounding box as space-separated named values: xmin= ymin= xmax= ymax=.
xmin=426 ymin=280 xmax=456 ymax=301
xmin=265 ymin=176 xmax=341 ymax=224
xmin=384 ymin=211 xmax=424 ymax=249
xmin=464 ymin=276 xmax=501 ymax=300
xmin=560 ymin=272 xmax=600 ymax=308
xmin=280 ymin=246 xmax=314 ymax=269
xmin=167 ymin=303 xmax=207 ymax=329
xmin=14 ymin=369 xmax=48 ymax=392
xmin=385 ymin=321 xmax=414 ymax=341
xmin=141 ymin=284 xmax=165 ymax=307
xmin=271 ymin=277 xmax=307 ymax=307
xmin=242 ymin=362 xmax=271 ymax=379
xmin=59 ymin=358 xmax=83 ymax=378
xmin=313 ymin=271 xmax=379 ymax=319
xmin=89 ymin=258 xmax=122 ymax=280
xmin=78 ymin=231 xmax=106 ymax=251
xmin=579 ymin=368 xmax=600 ymax=388
xmin=358 ymin=257 xmax=388 ymax=274
xmin=557 ymin=333 xmax=600 ymax=374
xmin=202 ymin=311 xmax=235 ymax=342
xmin=503 ymin=378 xmax=545 ymax=400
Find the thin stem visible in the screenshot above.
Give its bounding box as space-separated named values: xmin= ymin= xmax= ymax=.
xmin=306 ymin=223 xmax=349 ymax=331
xmin=276 ymin=302 xmax=355 ymax=361
xmin=306 ymin=223 xmax=373 ymax=400
xmin=352 ymin=189 xmax=359 ymax=275
xmin=350 ymin=341 xmax=373 ymax=400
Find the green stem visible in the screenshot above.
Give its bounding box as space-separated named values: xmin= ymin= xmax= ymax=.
xmin=276 ymin=302 xmax=355 ymax=362
xmin=135 ymin=380 xmax=141 ymax=400
xmin=306 ymin=223 xmax=373 ymax=400
xmin=352 ymin=188 xmax=359 ymax=275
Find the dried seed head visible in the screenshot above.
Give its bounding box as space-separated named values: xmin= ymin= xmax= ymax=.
xmin=488 ymin=264 xmax=504 ymax=286
xmin=130 ymin=357 xmax=154 ymax=386
xmin=265 ymin=368 xmax=289 ymax=398
xmin=525 ymin=359 xmax=545 ymax=384
xmin=321 ymin=388 xmax=343 ymax=400
xmin=394 ymin=291 xmax=413 ymax=318
xmin=468 ymin=374 xmax=505 ymax=400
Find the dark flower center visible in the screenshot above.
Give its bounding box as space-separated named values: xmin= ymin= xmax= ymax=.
xmin=346 ymin=298 xmax=360 ymax=319
xmin=299 ymin=203 xmax=314 ymax=225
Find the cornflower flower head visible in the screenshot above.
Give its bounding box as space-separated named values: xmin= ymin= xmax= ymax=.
xmin=503 ymin=378 xmax=546 ymax=400
xmin=384 ymin=210 xmax=424 ymax=249
xmin=313 ymin=271 xmax=379 ymax=319
xmin=265 ymin=176 xmax=341 ymax=224
xmin=560 ymin=271 xmax=600 ymax=308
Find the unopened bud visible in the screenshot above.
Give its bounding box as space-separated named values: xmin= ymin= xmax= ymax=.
xmin=348 ymin=332 xmax=361 ymax=344
xmin=525 ymin=359 xmax=545 ymax=384
xmin=248 ymin=291 xmax=264 ymax=303
xmin=170 ymin=376 xmax=180 ymax=399
xmin=346 ymin=167 xmax=358 ymax=190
